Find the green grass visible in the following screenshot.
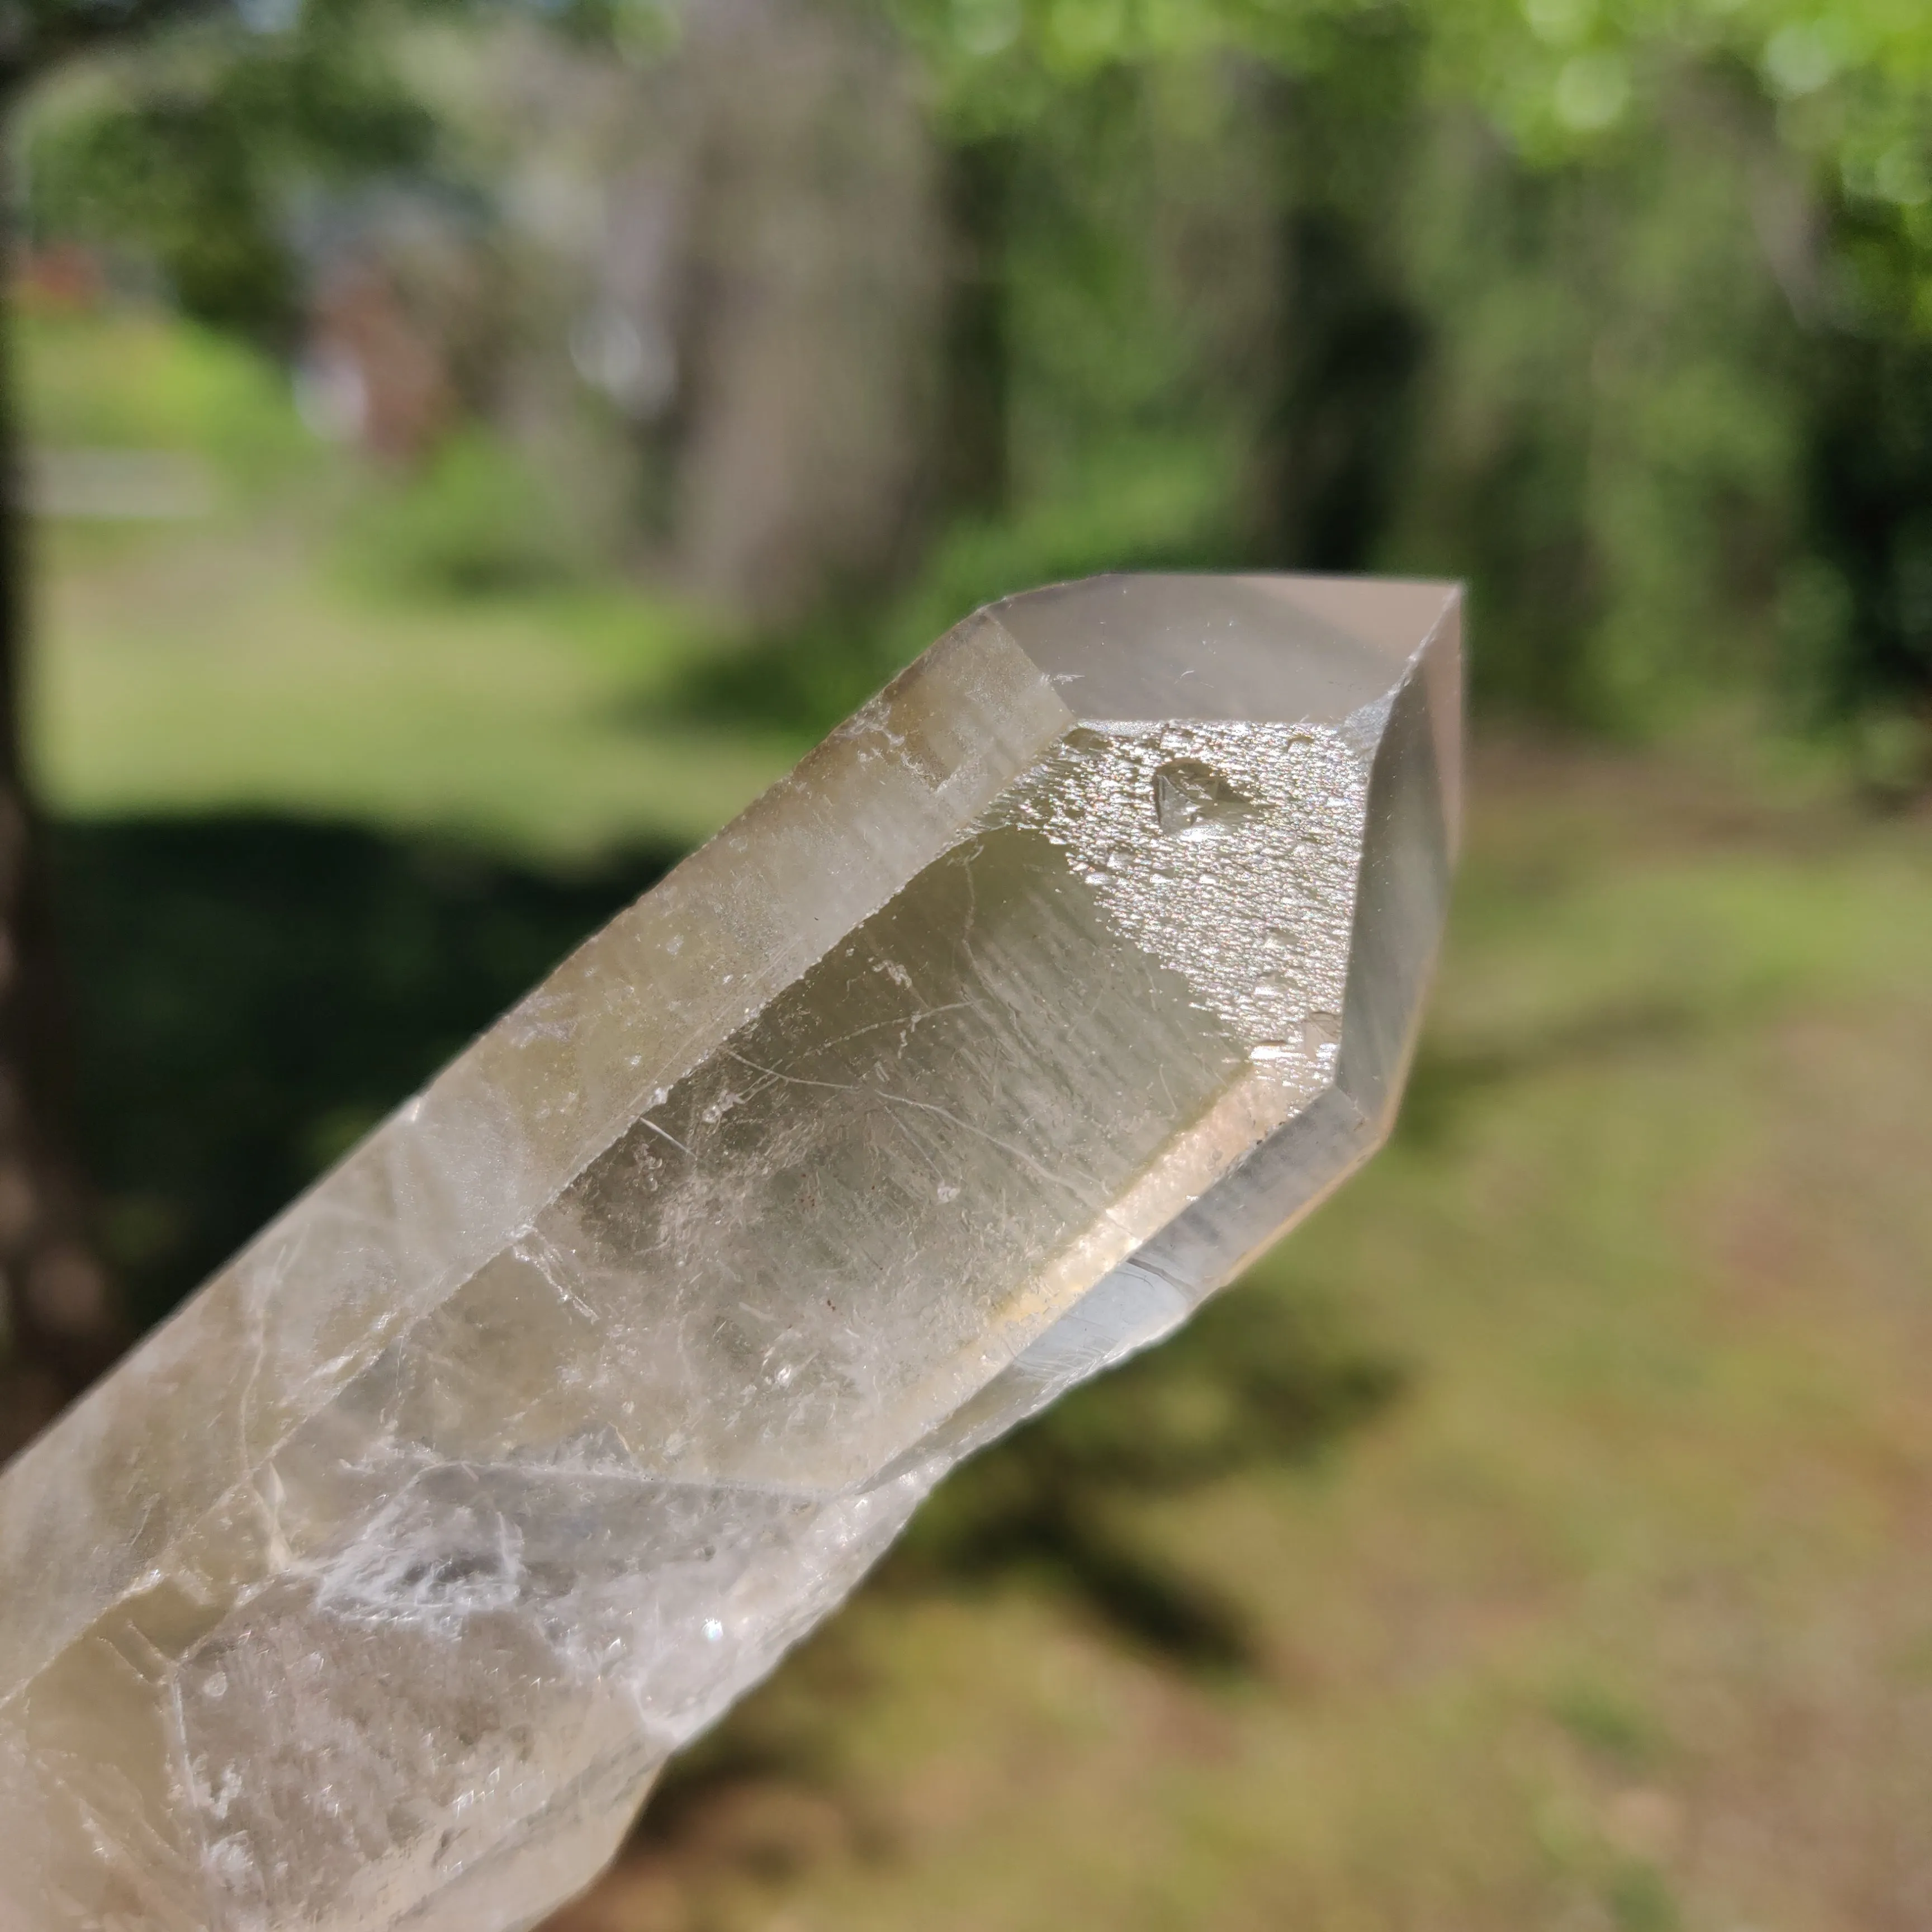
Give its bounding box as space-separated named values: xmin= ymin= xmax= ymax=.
xmin=21 ymin=308 xmax=801 ymax=856
xmin=544 ymin=746 xmax=1932 ymax=1932
xmin=21 ymin=310 xmax=1264 ymax=856
xmin=32 ymin=527 xmax=797 ymax=854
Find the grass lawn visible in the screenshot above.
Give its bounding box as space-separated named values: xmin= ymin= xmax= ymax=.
xmin=21 ymin=308 xmax=802 ymax=858
xmin=541 ymin=744 xmax=1932 ymax=1932
xmin=30 ymin=520 xmax=801 ymax=857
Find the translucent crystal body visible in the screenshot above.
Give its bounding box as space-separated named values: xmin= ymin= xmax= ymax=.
xmin=0 ymin=573 xmax=1460 ymax=1931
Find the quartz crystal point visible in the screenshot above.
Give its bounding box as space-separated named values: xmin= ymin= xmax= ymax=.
xmin=0 ymin=572 xmax=1460 ymax=1931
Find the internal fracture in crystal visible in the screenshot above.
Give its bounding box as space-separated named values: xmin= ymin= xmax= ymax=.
xmin=0 ymin=572 xmax=1461 ymax=1932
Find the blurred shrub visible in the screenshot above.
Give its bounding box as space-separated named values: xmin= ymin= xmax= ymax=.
xmin=18 ymin=309 xmax=311 ymax=490
xmin=683 ymin=429 xmax=1248 ymax=733
xmin=25 ymin=7 xmax=435 ymax=348
xmin=1844 ymin=705 xmax=1932 ymax=807
xmin=337 ymin=429 xmax=588 ymax=596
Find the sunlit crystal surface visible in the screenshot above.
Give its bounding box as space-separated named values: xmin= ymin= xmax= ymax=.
xmin=0 ymin=572 xmax=1460 ymax=1932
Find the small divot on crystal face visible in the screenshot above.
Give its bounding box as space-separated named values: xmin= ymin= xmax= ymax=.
xmin=1152 ymin=758 xmax=1261 ymax=839
xmin=993 ymin=719 xmax=1368 ymax=1057
xmin=1305 ymin=1011 xmax=1343 ymax=1057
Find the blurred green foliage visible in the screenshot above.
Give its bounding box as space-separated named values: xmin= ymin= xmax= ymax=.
xmin=26 ymin=1 xmax=435 ymax=344
xmin=21 ymin=0 xmax=1932 ymax=741
xmin=17 ymin=306 xmax=311 ymax=486
xmin=671 ymin=0 xmax=1932 ymax=742
xmin=339 ymin=428 xmax=592 ymax=596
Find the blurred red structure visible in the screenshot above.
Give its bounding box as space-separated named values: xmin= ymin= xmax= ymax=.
xmin=300 ymin=259 xmax=454 ymax=466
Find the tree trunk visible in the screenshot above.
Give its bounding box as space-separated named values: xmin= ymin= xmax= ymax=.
xmin=939 ymin=135 xmax=1012 ymax=518
xmin=0 ymin=146 xmax=127 ymax=1465
xmin=1259 ymin=63 xmax=1428 ymax=576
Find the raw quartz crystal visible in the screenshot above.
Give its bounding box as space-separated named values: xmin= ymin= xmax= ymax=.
xmin=0 ymin=572 xmax=1460 ymax=1932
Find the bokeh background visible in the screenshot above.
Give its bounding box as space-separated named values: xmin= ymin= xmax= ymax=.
xmin=3 ymin=0 xmax=1931 ymax=1924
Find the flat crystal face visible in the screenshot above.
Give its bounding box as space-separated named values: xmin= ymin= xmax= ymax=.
xmin=0 ymin=572 xmax=1460 ymax=1932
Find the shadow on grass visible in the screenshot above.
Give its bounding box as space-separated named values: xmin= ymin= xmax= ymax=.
xmin=627 ymin=1285 xmax=1405 ymax=1881
xmin=883 ymin=1285 xmax=1406 ymax=1673
xmin=52 ymin=814 xmax=679 ymax=1333
xmin=1398 ymin=996 xmax=1710 ymax=1149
